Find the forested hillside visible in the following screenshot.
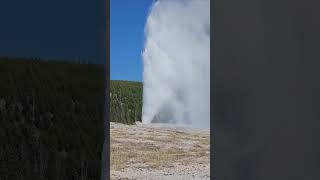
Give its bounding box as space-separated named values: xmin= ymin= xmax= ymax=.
xmin=0 ymin=57 xmax=105 ymax=180
xmin=110 ymin=80 xmax=142 ymax=124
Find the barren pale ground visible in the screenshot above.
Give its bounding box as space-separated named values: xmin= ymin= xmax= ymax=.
xmin=110 ymin=122 xmax=210 ymax=180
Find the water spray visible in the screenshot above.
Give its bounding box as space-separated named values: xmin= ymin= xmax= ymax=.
xmin=142 ymin=0 xmax=210 ymax=129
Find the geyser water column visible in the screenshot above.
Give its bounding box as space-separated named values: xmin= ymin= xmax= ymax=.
xmin=142 ymin=0 xmax=210 ymax=129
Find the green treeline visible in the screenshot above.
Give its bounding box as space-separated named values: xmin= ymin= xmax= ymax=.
xmin=0 ymin=57 xmax=105 ymax=180
xmin=110 ymin=80 xmax=142 ymax=124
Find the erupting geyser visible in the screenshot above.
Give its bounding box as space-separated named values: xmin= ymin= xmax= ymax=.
xmin=142 ymin=0 xmax=210 ymax=129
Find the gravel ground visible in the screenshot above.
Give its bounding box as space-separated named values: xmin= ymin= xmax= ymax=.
xmin=110 ymin=122 xmax=210 ymax=180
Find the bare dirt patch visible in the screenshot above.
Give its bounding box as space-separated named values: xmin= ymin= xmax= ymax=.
xmin=110 ymin=122 xmax=210 ymax=180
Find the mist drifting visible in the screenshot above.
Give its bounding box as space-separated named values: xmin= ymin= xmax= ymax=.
xmin=142 ymin=0 xmax=210 ymax=129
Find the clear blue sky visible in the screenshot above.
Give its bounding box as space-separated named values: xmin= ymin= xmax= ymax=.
xmin=111 ymin=0 xmax=154 ymax=82
xmin=0 ymin=0 xmax=106 ymax=64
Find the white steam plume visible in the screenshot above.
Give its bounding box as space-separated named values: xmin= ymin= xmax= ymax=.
xmin=142 ymin=0 xmax=210 ymax=129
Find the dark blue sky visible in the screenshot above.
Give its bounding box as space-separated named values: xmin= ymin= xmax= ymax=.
xmin=110 ymin=0 xmax=153 ymax=82
xmin=0 ymin=0 xmax=106 ymax=64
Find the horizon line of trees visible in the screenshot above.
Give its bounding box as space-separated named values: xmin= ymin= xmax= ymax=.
xmin=0 ymin=57 xmax=105 ymax=180
xmin=110 ymin=80 xmax=143 ymax=124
